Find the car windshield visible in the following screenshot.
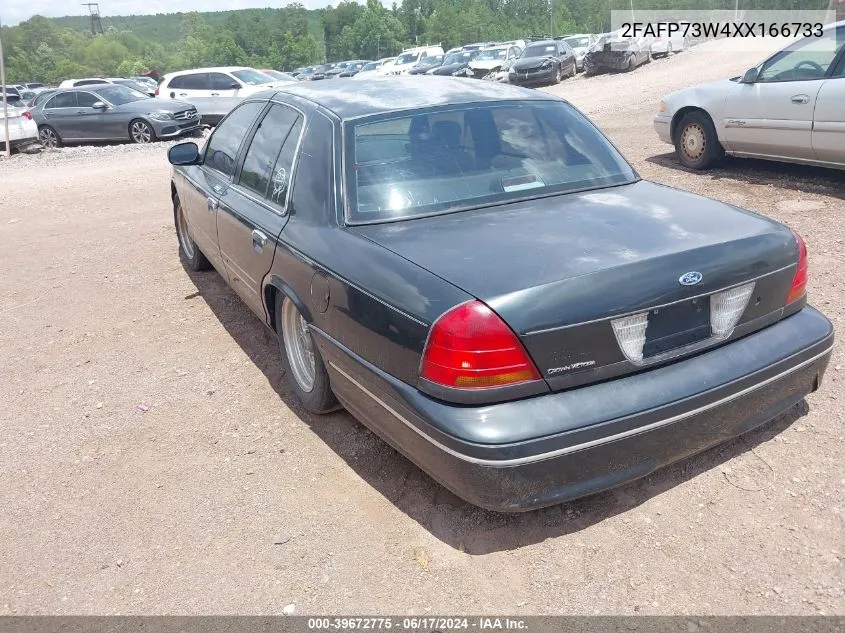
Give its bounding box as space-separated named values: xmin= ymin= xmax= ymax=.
xmin=113 ymin=79 xmax=149 ymax=92
xmin=444 ymin=51 xmax=475 ymax=64
xmin=360 ymin=62 xmax=379 ymax=72
xmin=346 ymin=100 xmax=637 ymax=223
xmin=476 ymin=48 xmax=508 ymax=60
xmin=91 ymin=85 xmax=148 ymax=105
xmin=264 ymin=70 xmax=295 ymax=81
xmin=565 ymin=36 xmax=590 ymax=48
xmin=396 ymin=52 xmax=421 ymax=65
xmin=524 ymin=44 xmax=556 ymax=57
xmin=231 ymin=69 xmax=275 ymax=85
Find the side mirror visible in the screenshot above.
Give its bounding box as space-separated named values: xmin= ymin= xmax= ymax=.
xmin=229 ymin=82 xmax=241 ymax=90
xmin=168 ymin=142 xmax=201 ymax=166
xmin=741 ymin=67 xmax=759 ymax=84
xmin=92 ymin=101 xmax=108 ymax=109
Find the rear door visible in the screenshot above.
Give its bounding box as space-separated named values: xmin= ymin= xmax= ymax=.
xmin=40 ymin=91 xmax=80 ymax=139
xmin=722 ymin=28 xmax=841 ymax=160
xmin=217 ymin=103 xmax=304 ymax=319
xmin=180 ymin=100 xmax=266 ymax=272
xmin=811 ymin=28 xmax=845 ymax=164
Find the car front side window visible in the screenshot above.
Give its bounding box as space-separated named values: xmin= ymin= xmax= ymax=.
xmin=204 ymin=101 xmax=265 ymax=179
xmin=76 ymin=91 xmax=99 ymax=108
xmin=758 ymin=28 xmax=843 ymax=82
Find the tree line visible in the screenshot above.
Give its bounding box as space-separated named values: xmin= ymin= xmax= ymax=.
xmin=0 ymin=0 xmax=838 ymax=84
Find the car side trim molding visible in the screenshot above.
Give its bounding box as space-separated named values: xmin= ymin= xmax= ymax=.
xmin=327 ymin=344 xmax=832 ymax=468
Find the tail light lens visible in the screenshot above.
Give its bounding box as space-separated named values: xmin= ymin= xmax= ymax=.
xmin=420 ymin=301 xmax=541 ymax=389
xmin=154 ymin=87 xmax=159 ymax=96
xmin=786 ymin=230 xmax=808 ymax=304
xmin=22 ymin=111 xmax=32 ymax=120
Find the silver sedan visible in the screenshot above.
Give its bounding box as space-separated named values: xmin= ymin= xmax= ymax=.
xmin=31 ymin=84 xmax=200 ymax=148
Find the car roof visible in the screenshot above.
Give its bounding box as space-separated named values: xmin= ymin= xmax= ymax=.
xmin=163 ymin=67 xmax=254 ymax=78
xmin=268 ymin=76 xmax=555 ymax=120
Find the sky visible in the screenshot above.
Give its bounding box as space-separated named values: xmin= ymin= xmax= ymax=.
xmin=3 ymin=0 xmax=336 ymax=26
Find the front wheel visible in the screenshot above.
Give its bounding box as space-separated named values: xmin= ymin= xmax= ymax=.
xmin=130 ymin=119 xmax=156 ymax=144
xmin=554 ymin=65 xmax=562 ymax=84
xmin=278 ymin=296 xmax=338 ymax=414
xmin=174 ymin=195 xmax=211 ymax=271
xmin=675 ymin=110 xmax=724 ymax=170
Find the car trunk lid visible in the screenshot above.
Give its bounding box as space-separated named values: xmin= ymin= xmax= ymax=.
xmin=351 ymin=180 xmax=799 ymax=390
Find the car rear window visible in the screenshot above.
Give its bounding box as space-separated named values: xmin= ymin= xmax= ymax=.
xmin=345 ymin=100 xmax=637 ymax=224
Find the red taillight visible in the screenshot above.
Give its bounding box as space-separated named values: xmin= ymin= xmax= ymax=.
xmin=786 ymin=230 xmax=808 ymax=304
xmin=22 ymin=111 xmax=32 ymax=120
xmin=154 ymin=87 xmax=159 ymax=96
xmin=420 ymin=300 xmax=541 ymax=389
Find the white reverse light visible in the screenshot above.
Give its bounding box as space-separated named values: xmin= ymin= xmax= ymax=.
xmin=611 ymin=312 xmax=649 ymax=364
xmin=710 ymin=282 xmax=755 ymax=338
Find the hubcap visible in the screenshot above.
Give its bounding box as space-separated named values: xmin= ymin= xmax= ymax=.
xmin=131 ymin=122 xmax=151 ymax=143
xmin=282 ymin=299 xmax=316 ymax=393
xmin=39 ymin=128 xmax=57 ymax=148
xmin=681 ymin=122 xmax=706 ymax=160
xmin=175 ymin=202 xmax=195 ymax=260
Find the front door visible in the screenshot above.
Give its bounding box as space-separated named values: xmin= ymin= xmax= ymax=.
xmin=181 ymin=101 xmax=266 ymax=272
xmin=217 ymin=104 xmax=303 ymax=319
xmin=73 ymin=90 xmax=113 ymax=139
xmin=723 ymin=27 xmax=842 ymax=160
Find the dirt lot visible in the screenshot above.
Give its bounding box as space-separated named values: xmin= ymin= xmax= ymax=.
xmin=1 ymin=40 xmax=843 ymax=615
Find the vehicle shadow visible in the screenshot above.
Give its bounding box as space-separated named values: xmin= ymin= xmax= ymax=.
xmin=646 ymin=152 xmax=845 ymax=200
xmin=183 ymin=263 xmax=809 ymax=555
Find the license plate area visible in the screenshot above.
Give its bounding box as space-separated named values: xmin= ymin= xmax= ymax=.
xmin=643 ymin=297 xmax=710 ymax=359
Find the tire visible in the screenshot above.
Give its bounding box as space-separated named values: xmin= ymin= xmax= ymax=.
xmin=667 ymin=43 xmax=673 ymax=56
xmin=130 ymin=119 xmax=156 ymax=144
xmin=173 ymin=195 xmax=211 ymax=271
xmin=674 ymin=110 xmax=724 ymax=170
xmin=38 ymin=125 xmax=61 ymax=148
xmin=554 ymin=65 xmax=562 ymax=84
xmin=626 ymin=54 xmax=637 ymax=72
xmin=277 ymin=295 xmax=338 ymax=414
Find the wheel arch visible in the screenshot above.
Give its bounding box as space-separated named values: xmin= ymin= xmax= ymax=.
xmin=671 ymin=106 xmax=716 ymax=144
xmin=264 ymin=275 xmax=313 ymax=333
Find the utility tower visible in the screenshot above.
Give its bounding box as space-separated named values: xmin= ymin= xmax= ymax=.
xmin=82 ymin=3 xmax=104 ymax=35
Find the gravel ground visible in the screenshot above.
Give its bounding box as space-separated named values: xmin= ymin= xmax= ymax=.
xmin=1 ymin=39 xmax=843 ymax=615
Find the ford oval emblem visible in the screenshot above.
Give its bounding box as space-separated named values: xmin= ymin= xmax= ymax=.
xmin=679 ymin=271 xmax=703 ymax=286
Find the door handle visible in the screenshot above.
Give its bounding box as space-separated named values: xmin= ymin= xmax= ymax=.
xmin=251 ymin=229 xmax=268 ymax=250
xmin=791 ymin=94 xmax=809 ymax=104
xmin=210 ymin=92 xmax=220 ymax=96
xmin=207 ymin=197 xmax=218 ymax=212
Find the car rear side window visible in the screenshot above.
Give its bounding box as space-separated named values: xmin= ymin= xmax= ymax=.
xmin=46 ymin=92 xmax=77 ymax=108
xmin=267 ymin=117 xmax=303 ymax=208
xmin=168 ymin=75 xmax=185 ymax=89
xmin=180 ymin=73 xmax=209 ymax=90
xmin=204 ymin=101 xmax=265 ymax=179
xmin=238 ymin=104 xmax=301 ymax=204
xmin=346 ymin=100 xmax=637 ymax=223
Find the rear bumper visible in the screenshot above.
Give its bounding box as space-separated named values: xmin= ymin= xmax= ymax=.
xmin=316 ymin=306 xmax=834 ymax=511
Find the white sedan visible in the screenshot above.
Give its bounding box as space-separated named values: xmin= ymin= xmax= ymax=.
xmin=654 ymin=20 xmax=845 ymax=170
xmin=0 ymin=105 xmax=38 ymax=150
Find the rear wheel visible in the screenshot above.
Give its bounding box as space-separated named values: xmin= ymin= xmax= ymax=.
xmin=38 ymin=126 xmax=61 ymax=148
xmin=278 ymin=296 xmax=338 ymax=414
xmin=130 ymin=119 xmax=155 ymax=144
xmin=174 ymin=195 xmax=211 ymax=271
xmin=675 ymin=110 xmax=724 ymax=170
